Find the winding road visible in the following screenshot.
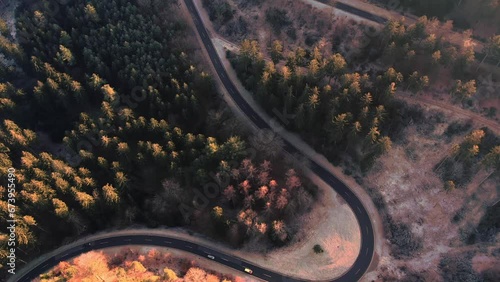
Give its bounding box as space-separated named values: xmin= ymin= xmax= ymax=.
xmin=11 ymin=1 xmax=375 ymax=281
xmin=12 ymin=234 xmax=286 ymax=282
xmin=183 ymin=0 xmax=375 ymax=279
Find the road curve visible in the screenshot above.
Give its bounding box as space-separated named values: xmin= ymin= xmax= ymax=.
xmin=11 ymin=1 xmax=374 ymax=282
xmin=183 ymin=0 xmax=375 ymax=281
xmin=11 ymin=234 xmax=289 ymax=282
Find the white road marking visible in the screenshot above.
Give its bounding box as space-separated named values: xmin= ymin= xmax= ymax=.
xmin=185 ymin=245 xmax=193 ymax=249
xmin=164 ymin=241 xmax=172 ymax=244
xmin=355 ymin=268 xmax=361 ymax=274
xmin=221 ymin=257 xmax=229 ymax=262
xmin=263 ymin=274 xmax=272 ymax=278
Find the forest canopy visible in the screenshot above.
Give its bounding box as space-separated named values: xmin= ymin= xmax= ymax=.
xmin=0 ymin=0 xmax=317 ymax=277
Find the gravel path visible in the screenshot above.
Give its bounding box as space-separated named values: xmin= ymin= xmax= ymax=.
xmin=400 ymin=93 xmax=500 ymax=134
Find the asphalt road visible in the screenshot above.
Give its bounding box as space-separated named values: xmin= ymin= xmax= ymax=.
xmin=12 ymin=1 xmax=375 ymax=282
xmin=334 ymin=2 xmax=388 ymax=24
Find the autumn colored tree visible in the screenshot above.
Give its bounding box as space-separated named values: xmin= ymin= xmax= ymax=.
xmin=451 ymin=79 xmax=476 ymax=101
xmin=444 ymin=180 xmax=456 ymax=191
xmin=270 ymin=220 xmax=289 ymax=245
xmin=270 ymin=40 xmax=284 ymax=64
xmin=163 ymin=267 xmax=179 ymax=281
xmin=324 ymin=53 xmax=347 ymax=84
xmin=407 ymin=71 xmax=430 ymax=95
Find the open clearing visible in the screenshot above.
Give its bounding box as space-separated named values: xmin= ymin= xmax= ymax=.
xmin=362 ymin=103 xmax=499 ymax=280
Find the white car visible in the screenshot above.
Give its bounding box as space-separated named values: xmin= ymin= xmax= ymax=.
xmin=244 ymin=268 xmax=253 ymax=274
xmin=207 ymin=255 xmax=215 ymax=260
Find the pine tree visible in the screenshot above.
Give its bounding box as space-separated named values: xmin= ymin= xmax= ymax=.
xmin=451 ymin=80 xmax=476 ymax=100
xmin=84 ymin=3 xmax=100 ymax=22
xmin=324 ymin=53 xmax=346 ymax=83
xmin=73 ymin=189 xmax=95 ymax=209
xmin=102 ymin=183 xmax=120 ymax=204
xmin=376 ymin=136 xmax=392 ymax=155
xmin=270 ymin=40 xmax=284 ymax=64
xmin=270 ymin=220 xmax=288 ymax=244
xmin=56 ymin=45 xmax=75 ymax=66
xmin=52 ymin=198 xmax=69 ymax=218
xmin=88 ymin=73 xmax=106 ymax=90
xmin=482 ymin=146 xmax=500 ymax=171
xmin=328 ymin=113 xmax=351 ymax=144
xmin=115 ymin=171 xmax=128 ymax=189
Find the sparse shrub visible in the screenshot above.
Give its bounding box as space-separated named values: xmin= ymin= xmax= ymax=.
xmin=223 ymin=16 xmax=248 ymax=38
xmin=354 ymin=176 xmax=363 ymax=185
xmin=486 ymin=107 xmax=497 ymax=118
xmin=369 ymin=187 xmax=387 ymax=210
xmin=439 ymin=254 xmax=482 ymax=282
xmin=388 ymin=219 xmax=422 ymax=258
xmin=404 ymin=146 xmax=418 ymax=161
xmin=439 ymin=158 xmax=476 ymax=186
xmin=386 ymin=101 xmax=425 ymax=143
xmin=235 ymin=0 xmax=264 ymax=8
xmin=202 ymin=0 xmax=234 ymax=24
xmin=452 ymin=207 xmax=466 ymax=223
xmin=401 ymin=271 xmax=426 ymax=282
xmin=286 ymin=27 xmax=297 ymax=40
xmin=304 ymin=31 xmax=321 ymax=46
xmin=265 ymin=8 xmax=291 ymax=34
xmin=444 ymin=120 xmax=473 ymax=138
xmin=483 ymin=267 xmax=500 ymax=282
xmin=473 ymin=202 xmax=500 ymax=243
xmin=313 ymin=244 xmax=324 ymax=254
